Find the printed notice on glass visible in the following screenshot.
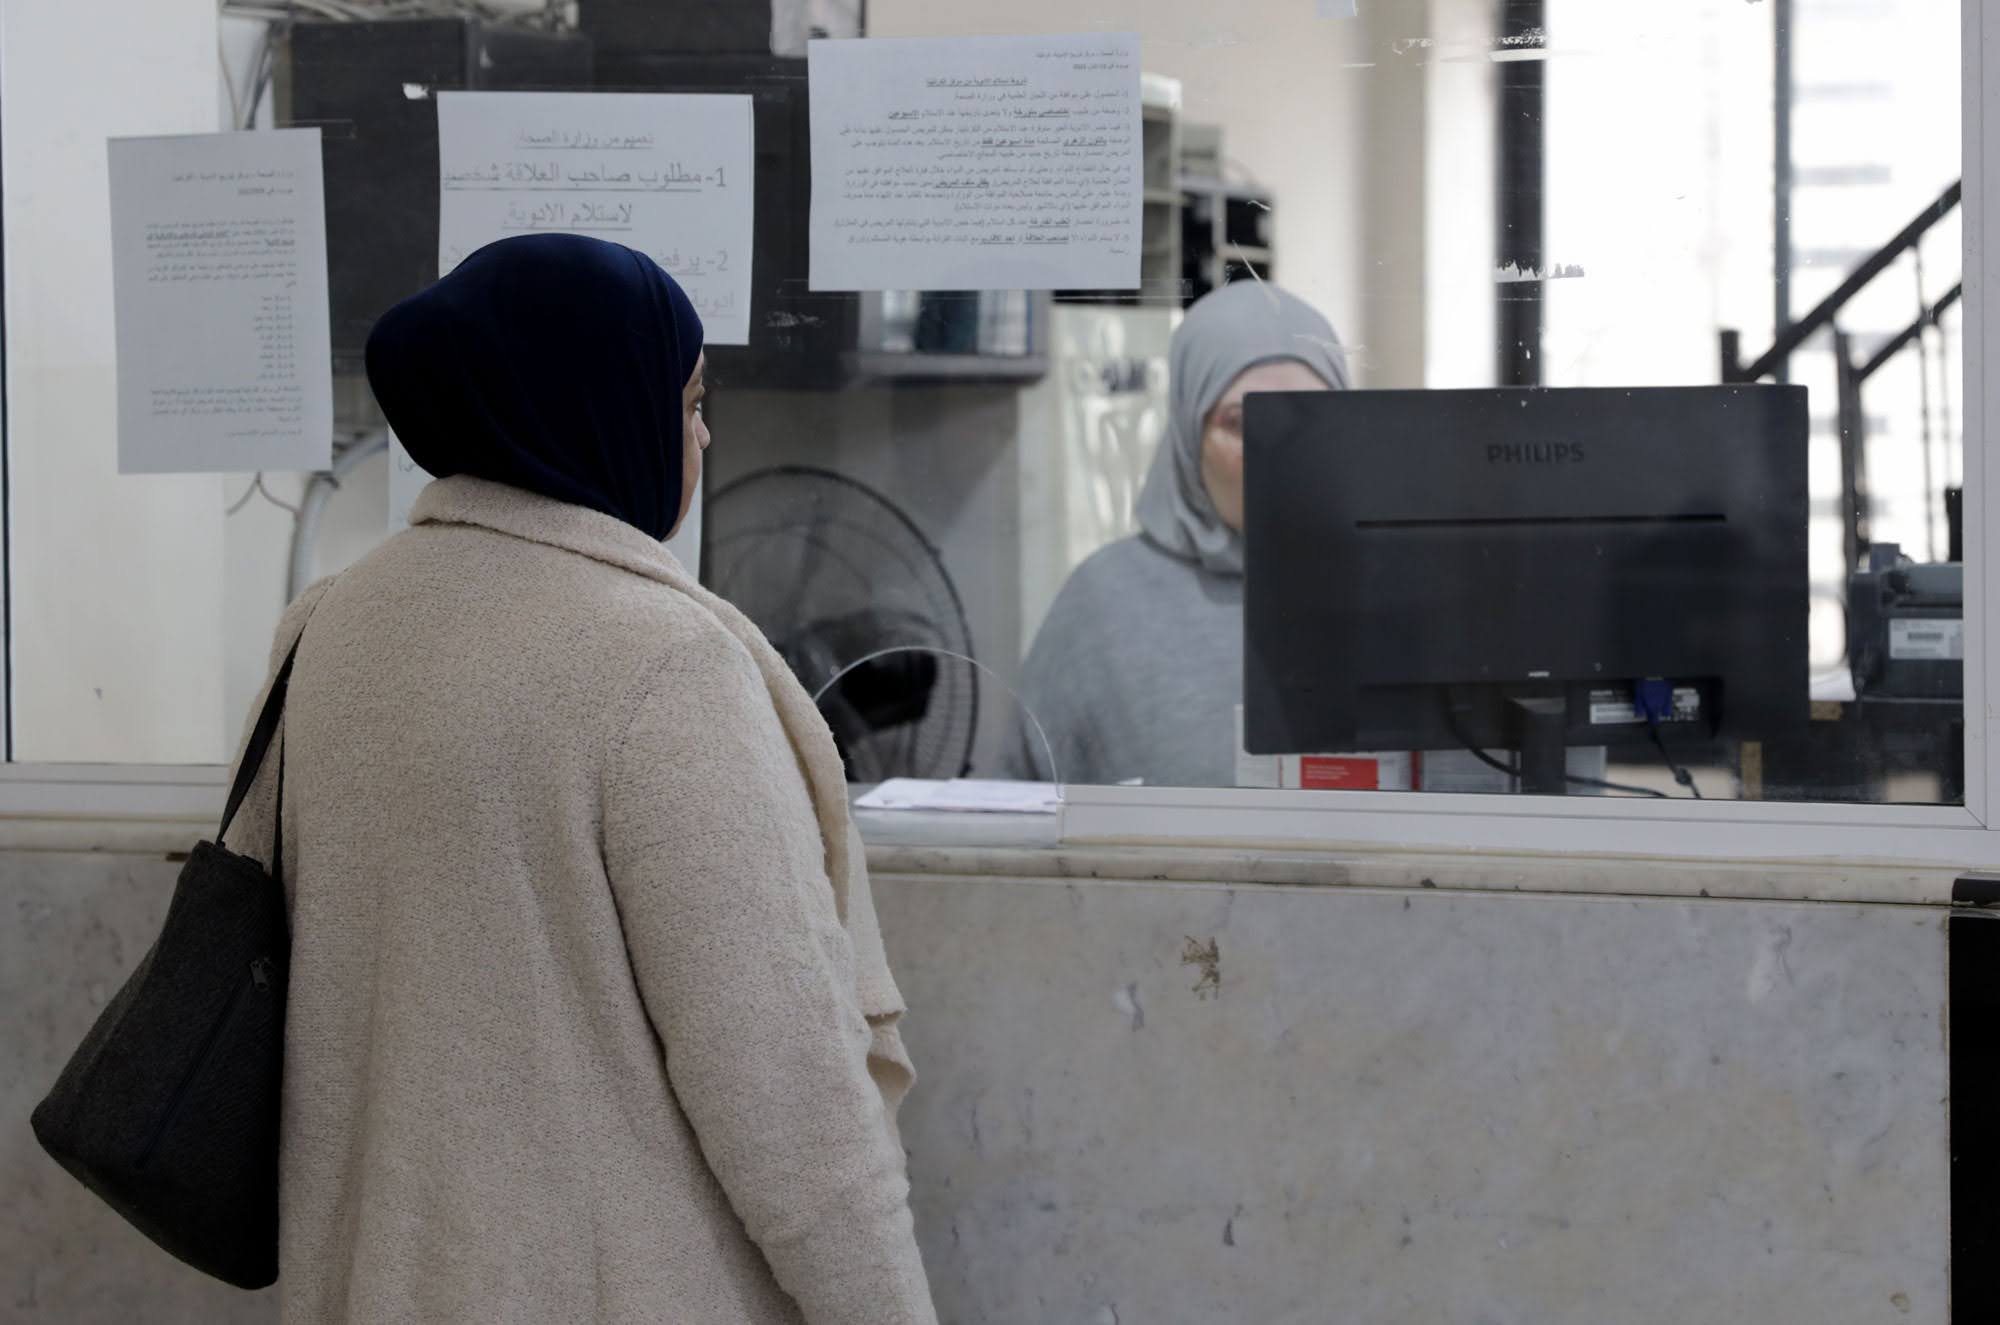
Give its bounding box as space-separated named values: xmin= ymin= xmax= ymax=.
xmin=108 ymin=130 xmax=332 ymax=474
xmin=437 ymin=92 xmax=754 ymax=345
xmin=807 ymin=33 xmax=1143 ymax=291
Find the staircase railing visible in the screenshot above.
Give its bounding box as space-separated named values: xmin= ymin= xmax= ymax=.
xmin=1720 ymin=180 xmax=1962 ymax=573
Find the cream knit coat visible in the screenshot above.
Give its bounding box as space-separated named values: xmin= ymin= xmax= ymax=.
xmin=221 ymin=476 xmax=936 ymax=1324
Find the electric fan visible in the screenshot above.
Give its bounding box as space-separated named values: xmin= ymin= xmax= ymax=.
xmin=703 ymin=466 xmax=980 ymax=782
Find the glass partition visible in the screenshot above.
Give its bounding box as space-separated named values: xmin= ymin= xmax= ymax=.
xmin=0 ymin=0 xmax=1966 ymax=808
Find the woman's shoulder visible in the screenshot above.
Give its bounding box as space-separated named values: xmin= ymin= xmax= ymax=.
xmin=384 ymin=529 xmax=765 ymax=695
xmin=613 ymin=580 xmax=764 ymax=689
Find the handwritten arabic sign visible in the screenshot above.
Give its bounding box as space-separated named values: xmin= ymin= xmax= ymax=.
xmin=808 ymin=34 xmax=1143 ymax=291
xmin=437 ymin=92 xmax=754 ymax=345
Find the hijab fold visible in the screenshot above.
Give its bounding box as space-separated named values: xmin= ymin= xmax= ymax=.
xmin=1134 ymin=281 xmax=1350 ymax=576
xmin=366 ymin=234 xmax=704 ymax=542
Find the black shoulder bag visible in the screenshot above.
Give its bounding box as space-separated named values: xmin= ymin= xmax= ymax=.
xmin=31 ymin=635 xmax=304 ymax=1289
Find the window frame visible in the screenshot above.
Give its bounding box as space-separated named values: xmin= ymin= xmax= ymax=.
xmin=2 ymin=4 xmax=1995 ymax=869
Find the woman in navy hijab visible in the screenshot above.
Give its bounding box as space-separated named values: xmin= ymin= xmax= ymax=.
xmin=366 ymin=232 xmax=709 ymax=540
xmin=237 ymin=235 xmax=937 ymax=1321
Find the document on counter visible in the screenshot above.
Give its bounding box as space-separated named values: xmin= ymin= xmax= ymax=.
xmin=807 ymin=33 xmax=1143 ymax=291
xmin=108 ymin=130 xmax=332 ymax=474
xmin=855 ymin=779 xmax=1064 ymax=815
xmin=437 ymin=92 xmax=754 ymax=346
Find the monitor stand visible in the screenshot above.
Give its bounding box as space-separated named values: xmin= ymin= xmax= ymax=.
xmin=1505 ymin=695 xmax=1568 ymax=796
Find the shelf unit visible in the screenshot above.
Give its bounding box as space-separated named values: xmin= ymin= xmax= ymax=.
xmin=1179 ymin=174 xmax=1277 ymax=308
xmin=1058 ymin=74 xmax=1182 ymax=307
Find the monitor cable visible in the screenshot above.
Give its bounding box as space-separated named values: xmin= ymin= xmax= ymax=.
xmin=1635 ymin=679 xmax=1703 ymax=799
xmin=1646 ymin=724 xmax=1702 ymax=799
xmin=1439 ymin=692 xmax=1667 ymax=799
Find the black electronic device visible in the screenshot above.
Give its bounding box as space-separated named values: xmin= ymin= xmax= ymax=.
xmin=1241 ymin=385 xmax=1810 ymax=794
xmin=580 ymin=0 xmax=774 ymax=54
xmin=1848 ymin=544 xmax=1963 ymax=700
xmin=283 ymin=18 xmax=594 ymax=371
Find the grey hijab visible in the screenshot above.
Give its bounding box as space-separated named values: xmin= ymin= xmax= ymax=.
xmin=1135 ymin=281 xmax=1351 ymax=575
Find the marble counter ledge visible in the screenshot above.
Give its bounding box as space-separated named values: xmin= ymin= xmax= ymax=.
xmin=861 ymin=832 xmax=1972 ymax=909
xmin=0 ymin=808 xmax=1977 ymax=909
xmin=0 ymin=815 xmax=207 ymax=857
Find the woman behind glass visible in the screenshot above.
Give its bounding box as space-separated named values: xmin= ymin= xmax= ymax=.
xmin=999 ymin=281 xmax=1348 ymax=787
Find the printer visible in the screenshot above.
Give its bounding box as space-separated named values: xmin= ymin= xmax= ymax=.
xmin=1847 ymin=544 xmax=1963 ymax=700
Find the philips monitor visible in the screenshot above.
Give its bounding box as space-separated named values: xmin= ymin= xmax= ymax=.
xmin=1241 ymin=385 xmax=1809 ymax=794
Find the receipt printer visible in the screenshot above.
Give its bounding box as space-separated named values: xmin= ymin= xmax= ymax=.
xmin=1848 ymin=544 xmax=1963 ymax=700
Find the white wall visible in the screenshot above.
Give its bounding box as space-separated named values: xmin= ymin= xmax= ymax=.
xmin=219 ymin=451 xmax=391 ymax=767
xmin=3 ymin=0 xmax=227 ymax=762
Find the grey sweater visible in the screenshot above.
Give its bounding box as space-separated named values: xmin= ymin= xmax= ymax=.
xmin=998 ymin=534 xmax=1245 ymax=787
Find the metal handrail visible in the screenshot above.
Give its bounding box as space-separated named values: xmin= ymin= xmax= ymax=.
xmin=1722 ymin=180 xmax=1960 ymax=384
xmin=1719 ymin=179 xmax=1964 ymax=580
xmin=1857 ymin=282 xmax=1963 ymax=384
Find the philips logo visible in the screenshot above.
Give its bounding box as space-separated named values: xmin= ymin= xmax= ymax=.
xmin=1486 ymin=442 xmax=1586 ymax=466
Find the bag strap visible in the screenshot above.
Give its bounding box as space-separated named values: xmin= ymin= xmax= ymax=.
xmin=217 ymin=635 xmax=302 ymax=848
xmin=271 ymin=729 xmax=287 ymax=887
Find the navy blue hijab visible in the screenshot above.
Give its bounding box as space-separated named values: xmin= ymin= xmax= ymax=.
xmin=366 ymin=234 xmax=705 ymax=541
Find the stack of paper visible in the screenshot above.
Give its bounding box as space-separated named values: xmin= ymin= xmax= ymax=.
xmin=854 ymin=779 xmax=1064 ymax=815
